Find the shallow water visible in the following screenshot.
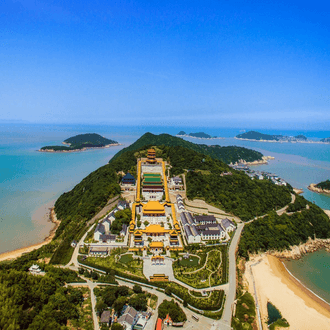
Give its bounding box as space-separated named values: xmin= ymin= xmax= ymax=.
xmin=284 ymin=250 xmax=330 ymax=304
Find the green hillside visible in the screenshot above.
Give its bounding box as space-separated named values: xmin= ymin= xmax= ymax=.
xmin=111 ymin=132 xmax=263 ymax=164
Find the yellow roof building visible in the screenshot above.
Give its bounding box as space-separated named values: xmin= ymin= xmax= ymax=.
xmin=149 ymin=241 xmax=164 ymax=248
xmin=144 ymin=224 xmax=167 ymax=234
xmin=142 ymin=201 xmax=165 ymax=215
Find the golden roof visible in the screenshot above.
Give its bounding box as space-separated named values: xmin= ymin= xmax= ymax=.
xmin=169 ymin=230 xmax=178 ymax=236
xmin=151 ymin=255 xmax=164 ymax=259
xmin=149 ymin=241 xmax=164 ymax=248
xmin=144 ymin=224 xmax=167 ymax=234
xmin=134 ymin=230 xmax=143 ymax=236
xmin=148 ymin=148 xmax=156 ymax=153
xmin=142 ymin=201 xmax=165 ymax=213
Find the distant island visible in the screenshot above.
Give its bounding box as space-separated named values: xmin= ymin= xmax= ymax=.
xmin=39 ymin=133 xmax=119 ymax=152
xmin=176 ymin=131 xmax=221 ymax=139
xmin=321 ymin=137 xmax=330 ymax=143
xmin=308 ymin=180 xmax=330 ymax=194
xmin=235 ymin=131 xmax=311 ymax=143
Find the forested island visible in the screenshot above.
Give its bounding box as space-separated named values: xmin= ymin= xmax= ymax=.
xmin=308 ymin=180 xmax=330 ymax=194
xmin=177 ymin=131 xmax=218 ymax=139
xmin=236 ymin=131 xmax=308 ymax=142
xmin=321 ymin=137 xmax=330 ymax=143
xmin=39 ymin=133 xmax=119 ymax=152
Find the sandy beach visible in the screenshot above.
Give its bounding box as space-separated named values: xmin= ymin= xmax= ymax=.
xmin=0 ymin=206 xmax=60 ymax=262
xmin=245 ymin=254 xmax=330 ymax=330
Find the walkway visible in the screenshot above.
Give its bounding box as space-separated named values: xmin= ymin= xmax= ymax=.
xmin=218 ymin=223 xmax=244 ymax=329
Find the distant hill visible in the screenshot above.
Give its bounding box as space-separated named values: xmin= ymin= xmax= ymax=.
xmin=177 ymin=131 xmax=214 ymax=139
xmin=236 ymin=131 xmax=278 ymax=141
xmin=111 ymin=132 xmax=263 ymax=165
xmin=64 ymin=133 xmax=117 ymax=146
xmin=295 ymin=134 xmax=307 ymax=141
xmin=40 ymin=133 xmax=118 ymax=152
xmin=321 ymin=137 xmax=330 ymax=143
xmin=236 ymin=131 xmax=309 ymax=142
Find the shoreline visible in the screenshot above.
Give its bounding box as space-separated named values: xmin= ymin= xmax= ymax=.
xmin=38 ymin=143 xmax=122 ymax=153
xmin=234 ymin=155 xmax=275 ymax=166
xmin=235 ymin=137 xmax=330 ymax=144
xmin=0 ymin=208 xmax=60 ymax=262
xmin=268 ymin=210 xmax=330 ymax=260
xmin=245 ymin=254 xmax=330 ymax=330
xmin=308 ymin=183 xmax=330 ymax=195
xmin=269 ymin=255 xmax=330 ymax=318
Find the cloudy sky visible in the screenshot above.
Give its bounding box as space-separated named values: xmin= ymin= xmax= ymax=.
xmin=1 ymin=0 xmax=329 ymax=129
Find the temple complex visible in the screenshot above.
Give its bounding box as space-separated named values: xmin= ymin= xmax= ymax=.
xmin=129 ymin=147 xmax=183 ymax=265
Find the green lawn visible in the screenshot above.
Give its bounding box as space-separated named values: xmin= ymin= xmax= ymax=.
xmin=179 ymin=256 xmax=200 ymax=267
xmin=119 ymin=253 xmax=134 ymax=264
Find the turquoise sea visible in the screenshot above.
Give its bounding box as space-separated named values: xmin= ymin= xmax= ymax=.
xmin=1 ymin=123 xmax=330 ymax=303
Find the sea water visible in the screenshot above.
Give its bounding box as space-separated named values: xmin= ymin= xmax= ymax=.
xmin=1 ymin=123 xmax=330 ymax=303
xmin=284 ymin=250 xmax=330 ymax=304
xmin=0 ymin=123 xmax=137 ymax=253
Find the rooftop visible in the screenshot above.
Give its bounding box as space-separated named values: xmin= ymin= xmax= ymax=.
xmin=149 ymin=241 xmax=164 ymax=248
xmin=142 ymin=201 xmax=165 ymax=213
xmin=144 ymin=224 xmax=167 ymax=234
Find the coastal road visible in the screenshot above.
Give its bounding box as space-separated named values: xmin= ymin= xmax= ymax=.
xmin=66 ymin=224 xmax=95 ymax=268
xmin=220 ymin=223 xmax=244 ymax=330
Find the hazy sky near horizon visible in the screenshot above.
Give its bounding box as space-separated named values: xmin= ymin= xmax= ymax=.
xmin=1 ymin=0 xmax=329 ymax=129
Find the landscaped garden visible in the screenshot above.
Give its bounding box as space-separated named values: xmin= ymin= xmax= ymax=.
xmin=84 ymin=248 xmax=145 ymax=279
xmin=173 ymin=247 xmax=227 ymax=288
xmin=119 ymin=253 xmax=134 ymax=264
xmin=165 ymin=282 xmax=225 ymax=318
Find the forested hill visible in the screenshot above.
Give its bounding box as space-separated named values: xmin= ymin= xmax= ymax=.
xmin=316 ymin=180 xmax=330 ymax=190
xmin=111 ymin=132 xmax=263 ymax=164
xmin=177 ymin=131 xmax=214 ymax=139
xmin=40 ymin=133 xmax=118 ymax=151
xmin=236 ymin=131 xmax=278 ymax=141
xmin=64 ymin=133 xmax=117 ymax=146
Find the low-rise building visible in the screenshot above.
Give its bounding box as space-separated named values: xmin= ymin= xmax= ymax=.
xmin=194 ymin=215 xmax=217 ymax=225
xmin=221 ymin=218 xmax=236 ymax=232
xmin=94 ymin=223 xmax=106 ymax=241
xmin=118 ymin=306 xmax=138 ymax=330
xmin=197 ymin=224 xmax=225 ymax=240
xmin=29 ymin=264 xmax=42 ymax=275
xmin=122 ymin=172 xmax=136 ymax=185
xmin=100 ymin=310 xmax=111 ymax=327
xmin=89 ymin=246 xmax=109 ymax=256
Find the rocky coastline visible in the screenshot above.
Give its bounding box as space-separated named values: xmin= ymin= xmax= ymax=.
xmin=269 ymin=237 xmax=330 ymax=260
xmin=234 ymin=155 xmax=275 ymax=166
xmin=308 ymin=183 xmax=330 ymax=195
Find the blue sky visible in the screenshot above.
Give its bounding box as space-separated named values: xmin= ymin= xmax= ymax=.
xmin=1 ymin=0 xmax=329 ymax=129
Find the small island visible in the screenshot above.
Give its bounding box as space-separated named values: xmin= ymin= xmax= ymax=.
xmin=39 ymin=133 xmax=119 ymax=152
xmin=321 ymin=137 xmax=330 ymax=143
xmin=235 ymin=131 xmax=310 ymax=143
xmin=308 ymin=180 xmax=330 ymax=194
xmin=176 ymin=131 xmax=221 ymax=139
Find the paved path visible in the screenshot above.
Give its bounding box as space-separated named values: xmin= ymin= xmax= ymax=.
xmin=220 ymin=223 xmax=244 ymax=330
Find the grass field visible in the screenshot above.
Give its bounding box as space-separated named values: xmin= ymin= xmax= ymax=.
xmin=119 ymin=253 xmax=134 ymax=264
